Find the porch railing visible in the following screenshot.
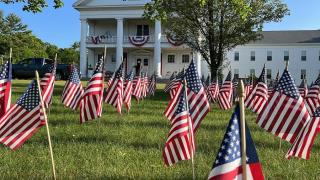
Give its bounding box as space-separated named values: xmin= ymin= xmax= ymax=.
xmin=86 ymin=35 xmax=169 ymax=44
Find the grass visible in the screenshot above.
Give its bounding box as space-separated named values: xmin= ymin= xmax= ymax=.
xmin=0 ymin=80 xmax=320 ymax=179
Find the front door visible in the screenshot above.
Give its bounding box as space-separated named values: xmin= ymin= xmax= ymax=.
xmin=135 ymin=57 xmax=150 ymax=75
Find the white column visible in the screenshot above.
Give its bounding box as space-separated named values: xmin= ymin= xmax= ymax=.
xmin=116 ymin=18 xmax=124 ymax=70
xmin=80 ymin=19 xmax=88 ymax=78
xmin=154 ymin=20 xmax=162 ymax=77
xmin=195 ymin=52 xmax=202 ymax=77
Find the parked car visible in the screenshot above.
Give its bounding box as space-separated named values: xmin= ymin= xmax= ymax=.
xmin=12 ymin=58 xmax=75 ymax=80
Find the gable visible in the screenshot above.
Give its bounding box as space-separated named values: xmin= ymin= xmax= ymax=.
xmin=74 ymin=0 xmax=151 ymax=7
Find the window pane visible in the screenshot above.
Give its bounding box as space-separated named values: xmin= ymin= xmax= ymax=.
xmin=111 ymin=54 xmax=116 ymax=62
xmin=301 ymin=69 xmax=306 ymax=79
xmin=267 ymin=69 xmax=272 ymax=79
xmin=168 ymin=55 xmax=175 ymax=63
xmin=234 ymin=52 xmax=239 ymax=61
xmin=250 ymin=69 xmax=255 ymax=76
xmin=143 ymin=59 xmax=148 ymax=66
xmin=143 ymin=25 xmax=149 ymax=36
xmin=182 ymin=54 xmax=190 ymax=63
xmin=284 ymin=51 xmax=289 ymax=61
xmin=250 ymin=51 xmax=255 ymax=61
xmin=301 ymin=50 xmax=307 ymax=61
xmin=267 ymin=51 xmax=272 ymax=61
xmin=137 ymin=25 xmax=142 ymax=36
xmin=234 ymin=69 xmax=239 ymax=79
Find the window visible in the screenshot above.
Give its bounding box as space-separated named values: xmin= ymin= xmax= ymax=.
xmin=301 ymin=69 xmax=306 ymax=79
xmin=168 ymin=55 xmax=175 ymax=63
xmin=284 ymin=51 xmax=289 ymax=61
xmin=301 ymin=50 xmax=307 ymax=61
xmin=136 ymin=25 xmax=149 ymax=36
xmin=250 ymin=69 xmax=255 ymax=77
xmin=111 ymin=54 xmax=116 ymax=62
xmin=234 ymin=69 xmax=239 ymax=79
xmin=234 ymin=52 xmax=239 ymax=61
xmin=182 ymin=54 xmax=190 ymax=63
xmin=267 ymin=69 xmax=272 ymax=79
xmin=250 ymin=51 xmax=255 ymax=61
xmin=267 ymin=51 xmax=272 ymax=61
xmin=19 ymin=58 xmax=33 ymax=64
xmin=143 ymin=59 xmax=148 ymax=66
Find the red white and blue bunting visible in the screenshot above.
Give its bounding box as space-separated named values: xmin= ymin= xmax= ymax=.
xmin=91 ymin=35 xmax=106 ymax=44
xmin=166 ymin=35 xmax=184 ymax=46
xmin=129 ymin=36 xmax=149 ymax=47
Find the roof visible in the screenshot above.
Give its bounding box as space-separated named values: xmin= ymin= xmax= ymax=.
xmin=251 ymin=30 xmax=320 ymax=44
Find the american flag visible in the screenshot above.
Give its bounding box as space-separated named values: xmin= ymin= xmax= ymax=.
xmin=298 ymin=79 xmax=308 ymax=99
xmin=105 ymin=64 xmax=124 ymax=114
xmin=286 ymin=107 xmax=320 ymax=160
xmin=148 ymin=74 xmax=156 ymax=96
xmin=164 ymin=70 xmax=183 ymax=99
xmin=141 ymin=72 xmax=149 ymax=98
xmin=163 ymin=87 xmax=195 ymax=166
xmin=206 ymin=78 xmax=219 ymax=102
xmin=185 ymin=60 xmax=210 ymax=132
xmin=208 ymin=105 xmax=264 ymax=180
xmin=245 ymin=78 xmax=253 ymax=98
xmin=218 ymin=71 xmax=233 ymax=110
xmin=123 ymin=71 xmax=134 ymax=111
xmin=256 ymin=69 xmax=310 ymax=143
xmin=304 ymin=77 xmax=320 ymax=115
xmin=0 ymin=61 xmax=12 ymax=118
xmin=232 ymin=76 xmax=239 ymax=102
xmin=61 ymin=66 xmax=84 ymax=110
xmin=164 ymin=72 xmax=176 ymax=92
xmin=132 ymin=73 xmax=142 ymax=100
xmin=164 ymin=82 xmax=183 ymax=121
xmin=0 ymin=80 xmax=46 ymax=150
xmin=245 ymin=66 xmax=268 ymax=114
xmin=80 ymin=57 xmax=104 ymax=123
xmin=168 ymin=70 xmax=184 ymax=99
xmin=268 ymin=70 xmax=280 ymax=96
xmin=40 ymin=61 xmax=56 ymax=108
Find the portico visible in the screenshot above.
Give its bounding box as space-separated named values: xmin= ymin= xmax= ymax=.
xmin=74 ymin=0 xmax=202 ymax=78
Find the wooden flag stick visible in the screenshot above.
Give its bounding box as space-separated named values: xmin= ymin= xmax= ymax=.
xmin=9 ymin=48 xmax=12 ymax=62
xmin=35 ymin=71 xmax=57 ymax=180
xmin=238 ymin=79 xmax=247 ymax=180
xmin=183 ymin=77 xmax=195 ymax=180
xmin=48 ymin=53 xmax=58 ymax=117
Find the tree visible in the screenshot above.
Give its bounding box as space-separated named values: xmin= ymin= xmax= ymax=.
xmin=0 ymin=33 xmax=47 ymax=62
xmin=144 ymin=0 xmax=289 ymax=78
xmin=0 ymin=13 xmax=30 ymax=34
xmin=58 ymin=47 xmax=80 ymax=64
xmin=71 ymin=42 xmax=80 ymax=50
xmin=45 ymin=42 xmax=59 ymax=59
xmin=0 ymin=0 xmax=64 ymax=13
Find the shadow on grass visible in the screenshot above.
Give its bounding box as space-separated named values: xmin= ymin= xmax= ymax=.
xmin=29 ymin=134 xmax=163 ymax=151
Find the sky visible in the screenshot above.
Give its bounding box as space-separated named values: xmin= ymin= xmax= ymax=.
xmin=1 ymin=0 xmax=320 ymax=48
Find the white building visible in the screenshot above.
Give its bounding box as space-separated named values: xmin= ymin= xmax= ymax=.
xmin=220 ymin=30 xmax=320 ymax=84
xmin=74 ymin=0 xmax=320 ymax=84
xmin=73 ymin=0 xmax=201 ymax=79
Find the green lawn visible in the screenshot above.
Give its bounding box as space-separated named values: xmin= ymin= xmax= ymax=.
xmin=0 ymin=80 xmax=319 ymax=179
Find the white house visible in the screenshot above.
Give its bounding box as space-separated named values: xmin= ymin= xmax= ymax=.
xmin=73 ymin=0 xmax=201 ymax=79
xmin=74 ymin=0 xmax=320 ymax=84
